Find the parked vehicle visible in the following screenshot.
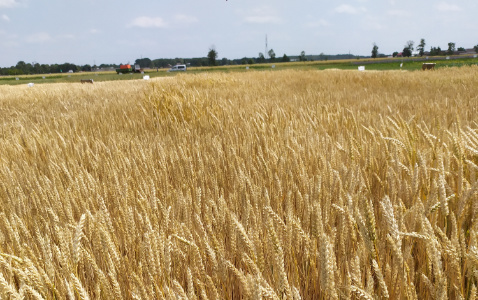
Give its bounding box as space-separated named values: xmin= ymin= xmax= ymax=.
xmin=168 ymin=64 xmax=187 ymax=72
xmin=116 ymin=64 xmax=143 ymax=74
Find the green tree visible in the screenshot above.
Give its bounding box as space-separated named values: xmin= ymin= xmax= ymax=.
xmin=447 ymin=42 xmax=456 ymax=55
xmin=135 ymin=58 xmax=152 ymax=68
xmin=15 ymin=61 xmax=29 ymax=74
xmin=474 ymin=45 xmax=478 ymax=53
xmin=81 ymin=64 xmax=92 ymax=72
xmin=282 ymin=54 xmax=290 ymax=62
xmin=430 ymin=46 xmax=442 ymax=56
xmin=371 ymin=43 xmax=379 ymax=58
xmin=402 ymin=40 xmax=414 ymax=57
xmin=392 ymin=52 xmax=398 ymax=57
xmin=300 ymin=51 xmax=307 ymax=61
xmin=417 ymin=38 xmax=426 ymax=56
xmin=258 ymin=53 xmax=265 ymax=63
xmin=208 ymin=47 xmax=218 ymax=66
xmin=33 ymin=63 xmax=42 ymax=74
xmin=457 ymin=47 xmax=465 ymax=52
xmin=268 ymin=49 xmax=276 ymax=61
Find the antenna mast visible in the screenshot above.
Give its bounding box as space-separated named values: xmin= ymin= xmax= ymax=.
xmin=265 ymin=34 xmax=268 ymax=58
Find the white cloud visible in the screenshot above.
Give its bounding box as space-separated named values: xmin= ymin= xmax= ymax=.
xmin=128 ymin=16 xmax=168 ymax=28
xmin=335 ymin=4 xmax=366 ymax=15
xmin=173 ymin=14 xmax=198 ymax=24
xmin=305 ymin=19 xmax=330 ymax=28
xmin=1 ymin=14 xmax=10 ymax=22
xmin=90 ymin=28 xmax=99 ymax=34
xmin=244 ymin=15 xmax=281 ymax=24
xmin=58 ymin=34 xmax=75 ymax=39
xmin=0 ymin=0 xmax=17 ymax=8
xmin=387 ymin=10 xmax=411 ymax=17
xmin=26 ymin=32 xmax=52 ymax=43
xmin=243 ymin=6 xmax=281 ymax=24
xmin=363 ymin=20 xmax=386 ymax=31
xmin=435 ymin=2 xmax=461 ymax=12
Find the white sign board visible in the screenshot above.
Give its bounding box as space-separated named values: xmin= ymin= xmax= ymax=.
xmin=246 ymin=66 xmax=249 ymax=70
xmin=27 ymin=83 xmax=34 ymax=87
xmin=143 ymin=75 xmax=150 ymax=80
xmin=474 ymin=55 xmax=477 ymax=58
xmin=358 ymin=66 xmax=365 ymax=71
xmin=446 ymin=56 xmax=450 ymax=60
xmin=272 ymin=65 xmax=275 ymax=68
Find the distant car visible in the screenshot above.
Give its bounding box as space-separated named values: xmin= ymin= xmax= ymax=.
xmin=168 ymin=64 xmax=187 ymax=72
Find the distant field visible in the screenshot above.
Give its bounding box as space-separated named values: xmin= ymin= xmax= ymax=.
xmin=1 ymin=56 xmax=478 ymax=85
xmin=0 ymin=67 xmax=477 ymax=299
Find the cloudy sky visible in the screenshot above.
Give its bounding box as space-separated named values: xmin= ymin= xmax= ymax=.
xmin=0 ymin=0 xmax=476 ymax=67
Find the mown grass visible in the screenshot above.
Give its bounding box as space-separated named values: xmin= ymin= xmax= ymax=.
xmin=0 ymin=67 xmax=477 ymax=299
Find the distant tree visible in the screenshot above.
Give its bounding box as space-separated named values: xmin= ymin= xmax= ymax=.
xmin=402 ymin=40 xmax=414 ymax=57
xmin=258 ymin=53 xmax=265 ymax=63
xmin=135 ymin=58 xmax=152 ymax=68
xmin=430 ymin=46 xmax=442 ymax=56
xmin=268 ymin=49 xmax=276 ymax=61
xmin=247 ymin=58 xmax=254 ymax=64
xmin=457 ymin=47 xmax=465 ymax=52
xmin=474 ymin=45 xmax=478 ymax=53
xmin=417 ymin=38 xmax=426 ymax=56
xmin=15 ymin=61 xmax=29 ymax=74
xmin=33 ymin=63 xmax=42 ymax=74
xmin=208 ymin=47 xmax=218 ymax=66
xmin=392 ymin=52 xmax=399 ymax=57
xmin=447 ymin=42 xmax=456 ymax=55
xmin=41 ymin=64 xmax=50 ymax=73
xmin=371 ymin=43 xmax=379 ymax=58
xmin=300 ymin=51 xmax=307 ymax=61
xmin=282 ymin=54 xmax=290 ymax=62
xmin=81 ymin=64 xmax=92 ymax=72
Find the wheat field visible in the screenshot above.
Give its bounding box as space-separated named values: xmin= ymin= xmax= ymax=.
xmin=0 ymin=67 xmax=477 ymax=299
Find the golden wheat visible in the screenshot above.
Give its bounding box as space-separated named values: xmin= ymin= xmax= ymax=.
xmin=0 ymin=67 xmax=477 ymax=299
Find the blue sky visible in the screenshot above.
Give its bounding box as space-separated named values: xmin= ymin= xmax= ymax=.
xmin=0 ymin=0 xmax=476 ymax=67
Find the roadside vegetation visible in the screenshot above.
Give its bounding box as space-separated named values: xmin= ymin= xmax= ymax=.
xmin=0 ymin=66 xmax=477 ymax=299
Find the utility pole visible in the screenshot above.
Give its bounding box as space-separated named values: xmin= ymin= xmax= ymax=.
xmin=265 ymin=34 xmax=268 ymax=59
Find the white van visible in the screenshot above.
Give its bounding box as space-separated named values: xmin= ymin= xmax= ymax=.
xmin=168 ymin=64 xmax=187 ymax=72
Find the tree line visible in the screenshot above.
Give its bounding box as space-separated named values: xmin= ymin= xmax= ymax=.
xmin=0 ymin=61 xmax=117 ymax=76
xmin=371 ymin=39 xmax=478 ymax=58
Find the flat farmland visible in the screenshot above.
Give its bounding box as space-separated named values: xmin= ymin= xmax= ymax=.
xmin=0 ymin=67 xmax=477 ymax=299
